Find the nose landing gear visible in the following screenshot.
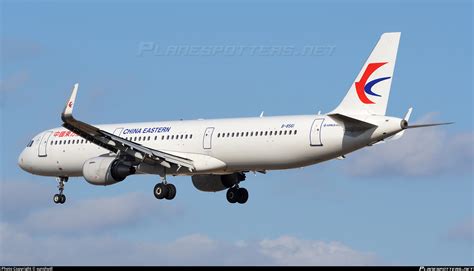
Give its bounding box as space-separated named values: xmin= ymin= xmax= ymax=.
xmin=53 ymin=176 xmax=68 ymax=204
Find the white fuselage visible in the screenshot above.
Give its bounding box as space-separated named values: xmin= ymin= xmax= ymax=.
xmin=18 ymin=114 xmax=404 ymax=178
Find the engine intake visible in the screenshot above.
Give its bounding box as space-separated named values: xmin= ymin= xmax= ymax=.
xmin=83 ymin=157 xmax=135 ymax=186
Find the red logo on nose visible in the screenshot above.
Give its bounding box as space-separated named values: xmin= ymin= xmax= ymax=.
xmin=68 ymin=101 xmax=73 ymax=108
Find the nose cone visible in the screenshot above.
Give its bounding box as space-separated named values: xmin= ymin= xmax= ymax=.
xmin=18 ymin=149 xmax=32 ymax=173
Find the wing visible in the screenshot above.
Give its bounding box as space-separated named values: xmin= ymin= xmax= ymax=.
xmin=61 ymin=83 xmax=195 ymax=171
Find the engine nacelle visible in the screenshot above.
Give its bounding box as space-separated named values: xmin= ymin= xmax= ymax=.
xmin=192 ymin=173 xmax=245 ymax=192
xmin=82 ymin=157 xmax=136 ymax=186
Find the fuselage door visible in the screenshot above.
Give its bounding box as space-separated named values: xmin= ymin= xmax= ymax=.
xmin=113 ymin=128 xmax=124 ymax=136
xmin=38 ymin=131 xmax=53 ymax=157
xmin=203 ymin=127 xmax=215 ymax=149
xmin=310 ymin=118 xmax=324 ymax=146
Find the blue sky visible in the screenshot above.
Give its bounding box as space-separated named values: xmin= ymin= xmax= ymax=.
xmin=1 ymin=0 xmax=472 ymax=265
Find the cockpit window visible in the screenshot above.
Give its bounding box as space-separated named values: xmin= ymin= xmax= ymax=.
xmin=26 ymin=140 xmax=34 ymax=147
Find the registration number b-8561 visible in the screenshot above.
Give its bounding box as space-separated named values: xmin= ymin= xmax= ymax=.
xmin=281 ymin=124 xmax=295 ymax=128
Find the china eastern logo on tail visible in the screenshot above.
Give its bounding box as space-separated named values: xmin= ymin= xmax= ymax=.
xmin=355 ymin=62 xmax=391 ymax=104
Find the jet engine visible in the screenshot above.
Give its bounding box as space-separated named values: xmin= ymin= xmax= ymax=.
xmin=82 ymin=157 xmax=136 ymax=186
xmin=192 ymin=173 xmax=245 ymax=192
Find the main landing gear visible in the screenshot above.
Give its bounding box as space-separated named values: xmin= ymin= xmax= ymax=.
xmin=53 ymin=176 xmax=68 ymax=204
xmin=226 ymin=186 xmax=249 ymax=204
xmin=153 ymin=175 xmax=176 ymax=200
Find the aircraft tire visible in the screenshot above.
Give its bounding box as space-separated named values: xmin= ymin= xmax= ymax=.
xmin=226 ymin=187 xmax=239 ymax=204
xmin=237 ymin=188 xmax=248 ymax=204
xmin=154 ymin=183 xmax=169 ymax=200
xmin=166 ymin=184 xmax=176 ymax=200
xmin=53 ymin=194 xmax=61 ymax=204
xmin=59 ymin=194 xmax=66 ymax=204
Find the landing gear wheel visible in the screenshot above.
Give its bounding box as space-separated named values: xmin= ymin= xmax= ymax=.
xmin=154 ymin=183 xmax=169 ymax=200
xmin=165 ymin=184 xmax=176 ymax=200
xmin=53 ymin=176 xmax=68 ymax=204
xmin=226 ymin=187 xmax=239 ymax=204
xmin=53 ymin=194 xmax=61 ymax=204
xmin=237 ymin=188 xmax=248 ymax=204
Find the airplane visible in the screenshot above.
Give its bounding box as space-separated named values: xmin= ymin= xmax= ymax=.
xmin=18 ymin=32 xmax=452 ymax=205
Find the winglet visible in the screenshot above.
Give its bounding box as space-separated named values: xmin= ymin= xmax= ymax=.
xmin=62 ymin=83 xmax=79 ymax=122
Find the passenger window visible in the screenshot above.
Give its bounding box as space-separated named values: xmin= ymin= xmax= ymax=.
xmin=265 ymin=131 xmax=268 ymax=136
xmin=250 ymin=132 xmax=253 ymax=136
xmin=246 ymin=132 xmax=249 ymax=137
xmin=236 ymin=133 xmax=239 ymax=137
xmin=190 ymin=135 xmax=193 ymax=139
xmin=167 ymin=135 xmax=170 ymax=140
xmin=185 ymin=134 xmax=188 ymax=139
xmin=260 ymin=131 xmax=263 ymax=136
xmin=279 ymin=131 xmax=282 ymax=135
xmin=294 ymin=130 xmax=298 ymax=135
xmin=227 ymin=133 xmax=230 ymax=137
xmin=269 ymin=131 xmax=273 ymax=136
xmin=171 ymin=135 xmax=174 ymax=140
xmin=162 ymin=135 xmax=164 ymax=140
xmin=241 ymin=132 xmax=244 ymax=137
xmin=284 ymin=130 xmax=287 ymax=135
xmin=231 ymin=133 xmax=234 ymax=137
xmin=217 ymin=133 xmax=220 ymax=138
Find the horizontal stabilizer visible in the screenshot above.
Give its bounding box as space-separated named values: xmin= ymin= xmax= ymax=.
xmin=328 ymin=113 xmax=377 ymax=132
